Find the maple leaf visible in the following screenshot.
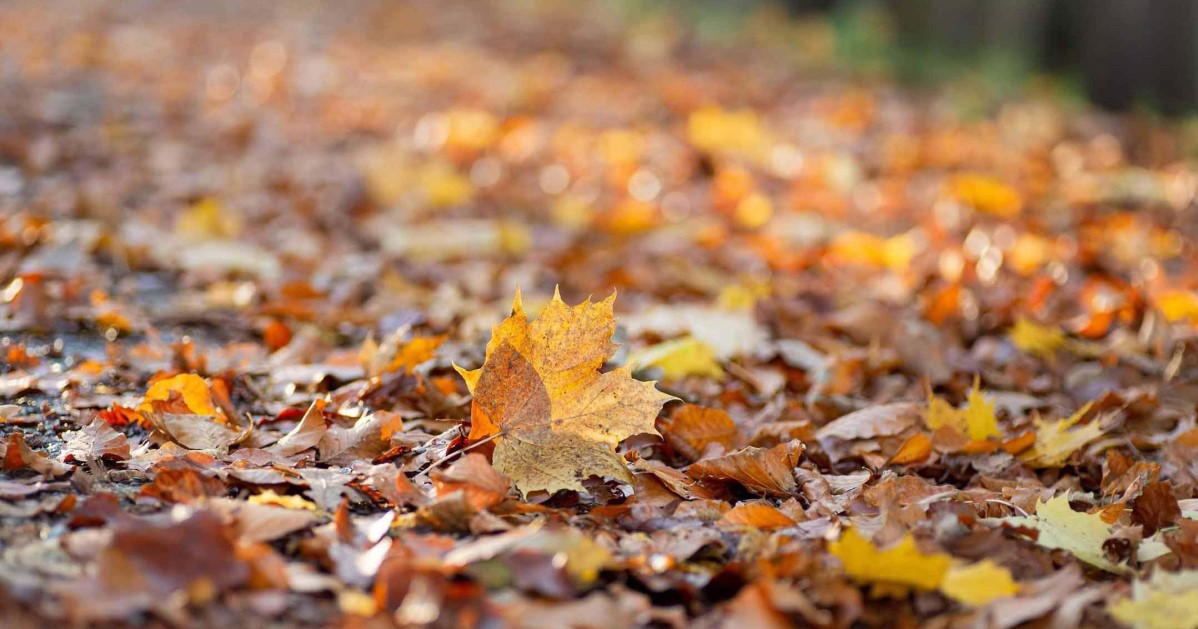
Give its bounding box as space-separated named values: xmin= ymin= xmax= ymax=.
xmin=829 ymin=527 xmax=951 ymax=592
xmin=1021 ymin=403 xmax=1107 ymax=467
xmin=1008 ymin=316 xmax=1068 ymax=357
xmin=996 ymin=494 xmax=1170 ymax=573
xmin=925 ymin=379 xmax=1001 ymax=441
xmin=455 ymin=288 xmax=676 ymax=496
xmin=1109 ymin=570 xmax=1198 ymax=629
xmin=941 ymin=560 xmax=1020 ymax=606
xmin=832 ymin=528 xmax=1021 ymax=605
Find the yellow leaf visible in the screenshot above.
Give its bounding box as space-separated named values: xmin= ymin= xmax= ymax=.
xmin=961 ymin=382 xmax=1001 ymax=441
xmin=337 ymin=589 xmax=378 ymax=617
xmin=1157 ymin=290 xmax=1198 ymax=324
xmin=137 ymin=374 xmax=219 ymax=417
xmin=924 ymin=379 xmax=1000 ymax=441
xmin=940 ymin=560 xmax=1019 ymax=606
xmin=444 ymin=108 xmax=499 ymax=152
xmin=419 ymin=160 xmax=474 ymax=208
xmin=386 ymin=335 xmax=445 ymax=374
xmin=687 ymin=106 xmax=769 ymax=161
xmin=455 ymin=288 xmax=676 ymax=496
xmin=628 ymin=336 xmax=724 ymax=380
xmin=829 ymin=528 xmax=951 ymax=592
xmin=734 ymin=192 xmax=773 ymax=229
xmin=248 ymin=489 xmax=319 ymax=511
xmin=1009 ymin=316 xmax=1067 ymax=357
xmin=176 ymin=197 xmax=242 ymax=241
xmin=997 ymin=494 xmax=1123 ymax=572
xmin=949 ymin=173 xmax=1022 ymax=218
xmin=1021 ymin=403 xmax=1105 ymax=468
xmin=1109 ymin=570 xmax=1198 ymax=629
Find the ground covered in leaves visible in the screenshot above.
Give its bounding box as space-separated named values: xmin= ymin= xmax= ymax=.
xmin=4 ymin=1 xmax=1198 ymax=628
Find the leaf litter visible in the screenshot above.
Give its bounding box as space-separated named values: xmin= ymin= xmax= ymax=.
xmin=1 ymin=1 xmax=1198 ymax=628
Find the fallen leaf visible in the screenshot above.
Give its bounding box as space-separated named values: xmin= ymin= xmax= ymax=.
xmin=829 ymin=527 xmax=950 ymax=592
xmin=718 ymin=502 xmax=797 ymax=530
xmin=925 ymin=379 xmax=1001 ymax=442
xmin=62 ymin=419 xmax=131 ymax=462
xmin=627 ymin=336 xmax=724 ymax=380
xmin=1109 ymin=569 xmax=1198 ymax=629
xmin=318 ymin=410 xmax=404 ymax=465
xmin=2 ymin=432 xmax=72 ymax=477
xmin=1132 ymin=481 xmax=1182 ymax=537
xmin=659 ymin=404 xmax=740 ymax=463
xmin=1008 ymin=317 xmax=1068 ymax=358
xmin=687 ymin=440 xmax=804 ymax=497
xmin=268 ymin=399 xmax=328 ymax=457
xmin=138 ymin=373 xmax=220 ymax=417
xmin=1022 ymin=403 xmax=1107 ymax=467
xmin=996 ymin=494 xmax=1130 ymax=572
xmin=940 ymin=560 xmax=1020 ymax=606
xmin=456 ymin=288 xmax=675 ymax=496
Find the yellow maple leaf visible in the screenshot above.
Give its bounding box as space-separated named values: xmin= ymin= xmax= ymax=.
xmin=627 ymin=336 xmax=724 ymax=380
xmin=1109 ymin=570 xmax=1198 ymax=629
xmin=455 ymin=288 xmax=676 ymax=496
xmin=387 ymin=335 xmax=445 ymax=374
xmin=829 ymin=528 xmax=951 ymax=592
xmin=924 ymin=379 xmax=1001 ymax=441
xmin=1009 ymin=316 xmax=1067 ymax=357
xmin=998 ymin=494 xmax=1125 ymax=572
xmin=941 ymin=560 xmax=1019 ymax=606
xmin=1021 ymin=403 xmax=1106 ymax=467
xmin=137 ymin=374 xmax=219 ymax=417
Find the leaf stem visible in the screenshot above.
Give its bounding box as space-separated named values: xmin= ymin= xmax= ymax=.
xmin=412 ymin=431 xmax=504 ymax=479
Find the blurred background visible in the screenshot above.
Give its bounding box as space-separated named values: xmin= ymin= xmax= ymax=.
xmin=777 ymin=0 xmax=1198 ymax=114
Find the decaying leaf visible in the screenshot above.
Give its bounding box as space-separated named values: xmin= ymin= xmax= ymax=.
xmin=659 ymin=404 xmax=740 ymax=463
xmin=3 ymin=432 xmax=72 ymax=477
xmin=687 ymin=440 xmax=804 ymax=497
xmin=62 ymin=419 xmax=131 ymax=462
xmin=456 ymin=288 xmax=675 ymax=495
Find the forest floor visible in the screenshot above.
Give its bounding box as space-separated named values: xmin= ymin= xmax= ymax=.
xmin=2 ymin=1 xmax=1198 ymax=628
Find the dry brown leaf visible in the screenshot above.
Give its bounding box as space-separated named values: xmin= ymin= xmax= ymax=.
xmin=268 ymin=399 xmax=328 ymax=457
xmin=456 ymin=288 xmax=675 ymax=496
xmin=687 ymin=440 xmax=804 ymax=497
xmin=2 ymin=432 xmax=72 ymax=477
xmin=718 ymin=502 xmax=797 ymax=530
xmin=659 ymin=404 xmax=740 ymax=463
xmin=318 ymin=409 xmax=404 ymax=465
xmin=815 ymin=402 xmax=922 ymax=442
xmin=62 ymin=419 xmax=131 ymax=462
xmin=146 ymin=412 xmax=248 ymax=451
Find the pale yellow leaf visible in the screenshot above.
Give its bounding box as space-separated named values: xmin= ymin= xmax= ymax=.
xmin=1110 ymin=570 xmax=1198 ymax=629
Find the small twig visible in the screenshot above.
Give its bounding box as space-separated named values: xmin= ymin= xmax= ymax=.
xmin=412 ymin=431 xmax=504 ymax=479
